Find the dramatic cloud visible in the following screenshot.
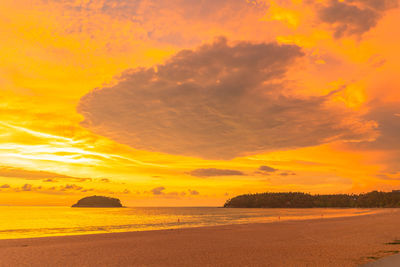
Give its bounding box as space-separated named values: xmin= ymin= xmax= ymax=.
xmin=189 ymin=168 xmax=244 ymax=177
xmin=318 ymin=0 xmax=398 ymax=38
xmin=79 ymin=38 xmax=376 ymax=159
xmin=151 ymin=186 xmax=165 ymax=195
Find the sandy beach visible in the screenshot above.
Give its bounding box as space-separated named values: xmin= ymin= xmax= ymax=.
xmin=1 ymin=209 xmax=400 ymax=267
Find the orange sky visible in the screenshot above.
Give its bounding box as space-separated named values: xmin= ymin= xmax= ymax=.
xmin=0 ymin=0 xmax=399 ymax=206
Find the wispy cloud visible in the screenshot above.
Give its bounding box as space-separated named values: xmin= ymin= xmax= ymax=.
xmin=0 ymin=166 xmax=88 ymax=181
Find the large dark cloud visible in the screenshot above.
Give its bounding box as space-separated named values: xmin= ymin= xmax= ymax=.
xmin=318 ymin=0 xmax=398 ymax=38
xmin=79 ymin=38 xmax=377 ymax=159
xmin=189 ymin=168 xmax=244 ymax=177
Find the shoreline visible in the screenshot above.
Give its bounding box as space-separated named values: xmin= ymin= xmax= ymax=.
xmin=1 ymin=209 xmax=400 ymax=266
xmin=0 ymin=207 xmax=383 ymax=241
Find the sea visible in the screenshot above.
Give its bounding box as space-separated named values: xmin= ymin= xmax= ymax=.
xmin=0 ymin=206 xmax=380 ymax=239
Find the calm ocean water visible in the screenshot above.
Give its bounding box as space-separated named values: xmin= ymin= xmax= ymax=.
xmin=0 ymin=206 xmax=379 ymax=239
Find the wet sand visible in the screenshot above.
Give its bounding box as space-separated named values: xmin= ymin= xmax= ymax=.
xmin=363 ymin=253 xmax=400 ymax=266
xmin=1 ymin=209 xmax=400 ymax=267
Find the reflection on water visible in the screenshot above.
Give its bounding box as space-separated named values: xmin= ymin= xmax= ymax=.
xmin=0 ymin=206 xmax=380 ymax=239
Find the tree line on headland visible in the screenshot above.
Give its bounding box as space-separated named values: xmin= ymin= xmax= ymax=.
xmin=224 ymin=191 xmax=400 ymax=208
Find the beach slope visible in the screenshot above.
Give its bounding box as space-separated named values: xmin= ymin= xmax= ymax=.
xmin=1 ymin=210 xmax=400 ymax=266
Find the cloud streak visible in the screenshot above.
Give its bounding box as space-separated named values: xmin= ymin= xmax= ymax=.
xmin=189 ymin=168 xmax=244 ymax=177
xmin=2 ymin=183 xmax=131 ymax=196
xmin=258 ymin=165 xmax=278 ymax=173
xmin=0 ymin=166 xmax=92 ymax=182
xmin=256 ymin=165 xmax=296 ymax=176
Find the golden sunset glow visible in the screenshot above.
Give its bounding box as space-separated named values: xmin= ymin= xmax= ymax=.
xmin=1 ymin=0 xmax=399 ymax=207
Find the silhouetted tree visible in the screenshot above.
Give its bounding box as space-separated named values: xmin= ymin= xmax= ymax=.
xmin=224 ymin=191 xmax=400 ymax=208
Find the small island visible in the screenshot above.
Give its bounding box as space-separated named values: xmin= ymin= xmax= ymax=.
xmin=72 ymin=195 xmax=123 ymax=207
xmin=224 ymin=190 xmax=400 ymax=208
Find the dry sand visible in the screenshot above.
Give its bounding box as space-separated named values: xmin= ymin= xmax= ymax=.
xmin=1 ymin=209 xmax=400 ymax=267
